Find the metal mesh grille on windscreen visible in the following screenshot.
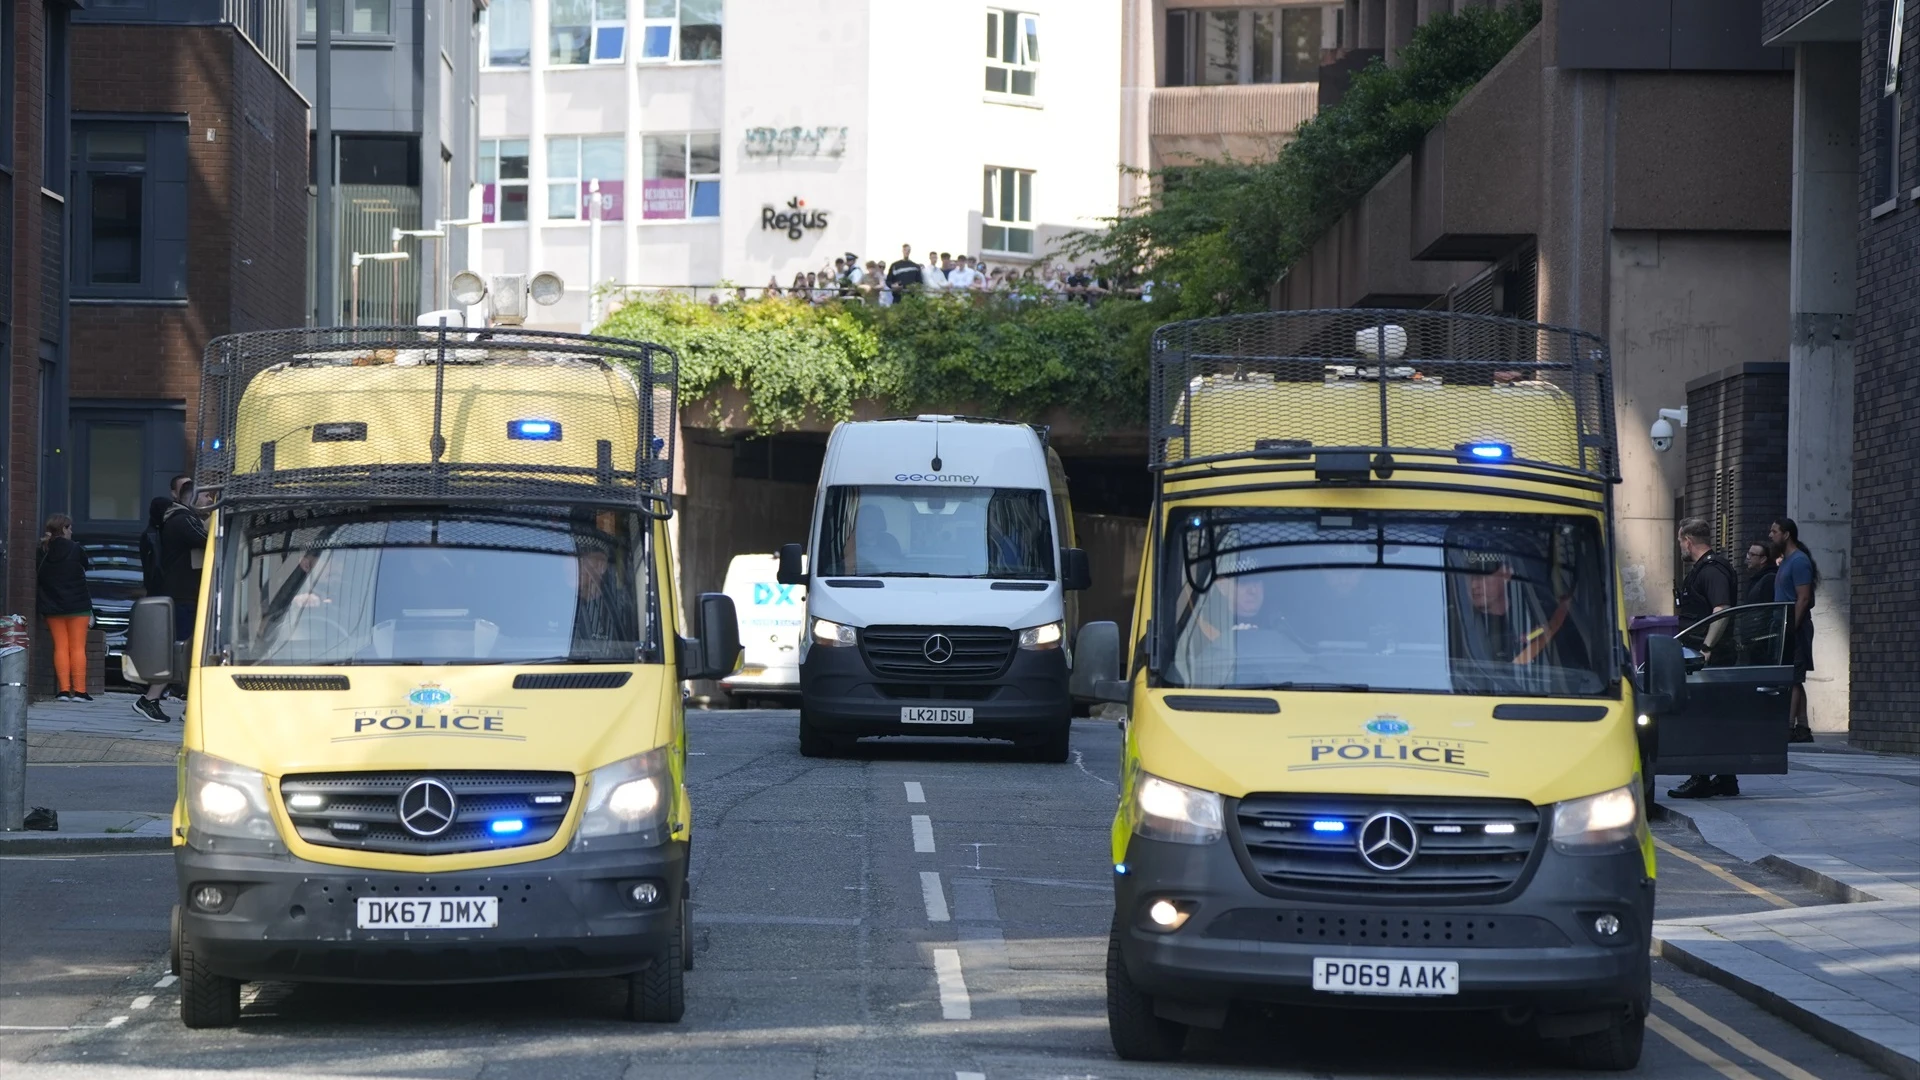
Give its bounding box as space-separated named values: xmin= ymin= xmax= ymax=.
xmin=1147 ymin=309 xmax=1616 ymax=481
xmin=193 ymin=326 xmax=677 ymax=513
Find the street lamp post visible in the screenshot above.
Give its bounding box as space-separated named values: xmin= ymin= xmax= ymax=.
xmin=391 ymin=226 xmax=447 ymax=323
xmin=433 ymin=217 xmax=483 ymax=312
xmin=349 ymin=250 xmax=409 ymax=327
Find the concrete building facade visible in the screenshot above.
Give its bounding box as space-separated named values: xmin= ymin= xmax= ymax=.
xmin=294 ymin=0 xmax=486 ymax=325
xmin=1273 ymin=0 xmax=1804 ymax=709
xmin=474 ymin=0 xmax=1125 ymax=329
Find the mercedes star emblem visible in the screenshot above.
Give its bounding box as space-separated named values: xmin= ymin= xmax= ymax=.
xmin=1358 ymin=811 xmax=1418 ymax=872
xmin=399 ymin=777 xmax=458 ymax=838
xmin=922 ymin=634 xmax=955 ymax=665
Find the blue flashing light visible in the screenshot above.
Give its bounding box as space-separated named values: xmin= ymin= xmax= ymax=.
xmin=1459 ymin=441 xmax=1513 ymax=461
xmin=1311 ymin=819 xmax=1347 ymax=833
xmin=490 ymin=818 xmax=527 ymax=835
xmin=508 ymin=419 xmax=562 ymax=441
xmin=210 ymin=437 xmax=224 ymax=451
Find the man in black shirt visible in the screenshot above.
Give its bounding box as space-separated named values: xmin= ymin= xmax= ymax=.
xmin=885 ymin=244 xmax=923 ymax=301
xmin=1743 ymin=539 xmax=1777 ymax=605
xmin=133 ymin=479 xmax=210 ymax=721
xmin=1668 ymin=518 xmax=1739 ymax=799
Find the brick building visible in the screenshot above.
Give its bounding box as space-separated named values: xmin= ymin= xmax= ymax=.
xmin=63 ymin=3 xmax=309 ymax=548
xmin=1762 ymin=0 xmax=1918 ymax=753
xmin=3 ymin=1 xmax=78 ymax=631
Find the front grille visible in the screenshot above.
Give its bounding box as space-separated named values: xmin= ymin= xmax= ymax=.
xmin=1205 ymin=908 xmax=1569 ymax=949
xmin=1233 ymin=794 xmax=1542 ymax=899
xmin=234 ymin=674 xmax=351 ymax=691
xmin=280 ymin=771 xmax=575 ymax=855
xmin=874 ymin=683 xmax=998 ymax=701
xmin=860 ymin=626 xmax=1015 ymax=680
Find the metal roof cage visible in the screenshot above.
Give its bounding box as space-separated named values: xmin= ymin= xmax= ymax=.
xmin=194 ymin=326 xmax=678 ymax=515
xmin=1149 ymin=308 xmax=1618 ymax=490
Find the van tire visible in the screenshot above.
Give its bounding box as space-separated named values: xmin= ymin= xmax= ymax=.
xmin=798 ymin=712 xmax=840 ymax=758
xmin=1106 ymin=914 xmax=1186 ymax=1061
xmin=169 ymin=904 xmax=182 ymax=976
xmin=1565 ymin=1007 xmax=1645 ymax=1071
xmin=178 ymin=936 xmax=241 ymax=1029
xmin=1025 ymin=724 xmax=1071 ymax=763
xmin=627 ymin=902 xmax=687 ymax=1022
xmin=681 ymin=885 xmax=695 ymax=971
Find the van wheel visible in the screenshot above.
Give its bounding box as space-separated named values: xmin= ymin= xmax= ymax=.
xmin=1024 ymin=724 xmax=1071 ymax=763
xmin=1106 ymin=914 xmax=1186 ymax=1061
xmin=169 ymin=904 xmax=182 ymax=976
xmin=798 ymin=712 xmax=839 ymax=758
xmin=1565 ymin=1007 xmax=1645 ymax=1071
xmin=177 ymin=935 xmax=240 ymax=1029
xmin=681 ymin=885 xmax=695 ymax=972
xmin=627 ymin=901 xmax=687 ymax=1022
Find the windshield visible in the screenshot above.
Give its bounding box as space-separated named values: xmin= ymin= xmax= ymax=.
xmin=815 ymin=485 xmax=1055 ymax=579
xmin=1162 ymin=509 xmax=1613 ymax=697
xmin=216 ymin=507 xmax=655 ymax=666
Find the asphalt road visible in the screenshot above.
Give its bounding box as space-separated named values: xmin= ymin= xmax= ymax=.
xmin=0 ymin=711 xmax=1891 ymax=1079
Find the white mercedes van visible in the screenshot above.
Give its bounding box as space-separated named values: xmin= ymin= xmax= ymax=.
xmin=718 ymin=553 xmax=806 ymax=704
xmin=776 ymin=416 xmax=1090 ymax=761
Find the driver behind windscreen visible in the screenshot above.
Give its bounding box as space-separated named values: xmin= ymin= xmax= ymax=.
xmin=572 ymin=536 xmax=638 ymax=654
xmin=1456 ymin=549 xmax=1555 ymax=666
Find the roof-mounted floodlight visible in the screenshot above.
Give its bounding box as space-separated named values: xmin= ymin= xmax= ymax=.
xmin=1354 ymin=324 xmax=1409 ymax=361
xmin=529 ymin=271 xmax=566 ymax=306
xmin=450 ymin=271 xmax=488 ymax=307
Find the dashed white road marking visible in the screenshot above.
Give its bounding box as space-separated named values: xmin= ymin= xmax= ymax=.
xmin=153 ymin=975 xmax=177 ymax=988
xmin=104 ymin=1016 xmax=128 ymax=1029
xmin=911 ymin=815 xmax=936 ymax=853
xmin=904 ymin=781 xmax=926 ymax=803
xmin=933 ymin=948 xmax=972 ymax=1020
xmin=957 ymin=1072 xmax=987 ymax=1080
xmin=920 ymin=871 xmax=950 ymax=922
xmin=130 ymin=995 xmax=155 ymax=1010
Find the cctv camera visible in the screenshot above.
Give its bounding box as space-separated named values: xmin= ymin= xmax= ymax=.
xmin=1650 ymin=417 xmax=1674 ymax=453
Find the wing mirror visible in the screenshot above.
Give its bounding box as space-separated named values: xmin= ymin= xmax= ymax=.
xmin=1069 ymin=620 xmax=1130 ymax=703
xmin=776 ymin=543 xmax=805 ymax=586
xmin=127 ymin=596 xmax=183 ymax=684
xmin=1060 ymin=547 xmax=1092 ymax=591
xmin=681 ymin=593 xmax=742 ymax=681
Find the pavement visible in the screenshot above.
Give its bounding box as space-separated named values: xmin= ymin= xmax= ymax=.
xmin=0 ymin=691 xmax=178 ymax=852
xmin=1653 ymin=739 xmax=1920 ymax=1080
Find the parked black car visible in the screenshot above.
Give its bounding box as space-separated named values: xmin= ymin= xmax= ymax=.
xmin=83 ymin=541 xmax=145 ymax=686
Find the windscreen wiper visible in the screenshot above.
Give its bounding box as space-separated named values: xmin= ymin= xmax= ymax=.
xmin=1267 ymin=681 xmax=1373 ymax=692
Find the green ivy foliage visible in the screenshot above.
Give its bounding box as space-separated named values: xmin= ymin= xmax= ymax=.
xmin=595 ymin=292 xmax=1156 ymax=433
xmin=1067 ymin=1 xmax=1541 ymax=322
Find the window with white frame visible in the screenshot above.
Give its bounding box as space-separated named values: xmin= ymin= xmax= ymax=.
xmin=985 ymin=10 xmax=1039 ymax=96
xmin=479 ymin=138 xmax=530 ymax=223
xmin=301 ymin=0 xmax=392 ymax=36
xmin=548 ymin=136 xmax=625 ymax=219
xmin=981 ymin=166 xmax=1033 ymax=254
xmin=639 ymin=0 xmax=721 ymax=62
xmin=484 ymin=0 xmax=531 ymax=67
xmin=592 ymin=0 xmax=628 ymax=61
xmin=640 ymin=133 xmax=720 ymax=220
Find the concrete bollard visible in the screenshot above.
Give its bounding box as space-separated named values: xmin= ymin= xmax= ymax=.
xmin=0 ymin=644 xmax=26 ymax=831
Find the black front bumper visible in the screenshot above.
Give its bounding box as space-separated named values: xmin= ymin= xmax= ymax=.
xmin=177 ymin=840 xmax=686 ymax=984
xmin=799 ymin=641 xmax=1069 ymax=739
xmin=1115 ymin=834 xmax=1653 ymax=1015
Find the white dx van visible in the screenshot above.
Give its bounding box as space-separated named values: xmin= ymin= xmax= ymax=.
xmin=777 ymin=416 xmax=1090 ymax=761
xmin=718 ymin=553 xmax=805 ymax=704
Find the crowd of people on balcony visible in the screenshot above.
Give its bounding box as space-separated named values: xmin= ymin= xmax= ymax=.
xmin=699 ymin=245 xmax=1155 ymax=308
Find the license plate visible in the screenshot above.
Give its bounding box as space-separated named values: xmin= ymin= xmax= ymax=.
xmin=355 ymin=896 xmax=498 ymax=930
xmin=1312 ymin=958 xmax=1459 ymax=996
xmin=900 ymin=706 xmax=974 ymax=725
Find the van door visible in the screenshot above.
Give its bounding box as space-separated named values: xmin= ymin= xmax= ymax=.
xmin=1654 ymin=603 xmax=1794 ymax=776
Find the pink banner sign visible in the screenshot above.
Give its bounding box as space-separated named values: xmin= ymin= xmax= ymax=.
xmin=481 ymin=183 xmax=498 ymax=224
xmin=642 ymin=178 xmax=686 ymax=220
xmin=585 ymin=179 xmax=625 ymax=221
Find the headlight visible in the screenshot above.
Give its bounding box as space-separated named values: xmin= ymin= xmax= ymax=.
xmin=1018 ymin=621 xmax=1064 ymax=651
xmin=1550 ymin=784 xmax=1640 ymax=854
xmin=1131 ymin=771 xmax=1224 ymax=845
xmin=575 ymin=748 xmax=672 ymax=849
xmin=811 ymin=618 xmax=857 ymax=647
xmin=185 ymin=751 xmax=284 ymax=854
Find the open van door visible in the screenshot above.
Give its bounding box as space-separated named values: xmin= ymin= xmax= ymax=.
xmin=1653 ymin=602 xmax=1795 ymax=776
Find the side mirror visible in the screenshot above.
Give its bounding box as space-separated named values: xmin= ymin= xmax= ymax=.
xmin=1060 ymin=547 xmax=1092 ymax=592
xmin=1642 ymin=634 xmax=1688 ymax=715
xmin=1069 ymin=620 xmax=1129 ymax=703
xmin=776 ymin=543 xmax=805 ymax=587
xmin=681 ymin=593 xmax=743 ymax=681
xmin=127 ymin=596 xmax=179 ymax=684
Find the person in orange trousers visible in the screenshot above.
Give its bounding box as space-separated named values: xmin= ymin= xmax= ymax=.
xmin=36 ymin=513 xmax=94 ymax=701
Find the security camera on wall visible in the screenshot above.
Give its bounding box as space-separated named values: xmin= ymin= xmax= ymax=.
xmin=1650 ymin=408 xmax=1688 ymax=453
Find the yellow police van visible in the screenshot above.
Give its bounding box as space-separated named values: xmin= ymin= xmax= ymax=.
xmin=1070 ymin=310 xmax=1750 ymax=1070
xmin=126 ymin=323 xmax=740 ymax=1027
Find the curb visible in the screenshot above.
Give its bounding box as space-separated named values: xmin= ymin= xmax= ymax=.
xmin=1654 ymin=935 xmax=1920 ymax=1080
xmin=0 ymin=832 xmax=173 ymax=855
xmin=1652 ymin=800 xmax=1867 ymax=903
